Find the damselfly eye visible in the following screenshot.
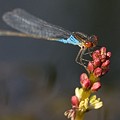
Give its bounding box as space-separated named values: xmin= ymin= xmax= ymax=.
xmin=84 ymin=41 xmax=93 ymax=48
xmin=89 ymin=35 xmax=98 ymax=47
xmin=90 ymin=35 xmax=98 ymax=41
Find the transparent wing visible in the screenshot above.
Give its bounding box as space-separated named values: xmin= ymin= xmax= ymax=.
xmin=2 ymin=8 xmax=71 ymax=40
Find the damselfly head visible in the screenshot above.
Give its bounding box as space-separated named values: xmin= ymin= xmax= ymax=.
xmin=84 ymin=41 xmax=93 ymax=48
xmin=88 ymin=35 xmax=98 ymax=47
xmin=73 ymin=32 xmax=98 ymax=48
xmin=85 ymin=35 xmax=98 ymax=48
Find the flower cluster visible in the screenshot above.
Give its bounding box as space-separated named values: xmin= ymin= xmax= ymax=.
xmin=80 ymin=47 xmax=111 ymax=92
xmin=64 ymin=47 xmax=111 ymax=120
xmin=80 ymin=73 xmax=101 ymax=92
xmin=87 ymin=47 xmax=111 ymax=77
xmin=64 ymin=88 xmax=103 ymax=120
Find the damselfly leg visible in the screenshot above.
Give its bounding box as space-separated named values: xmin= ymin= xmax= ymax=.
xmin=75 ymin=48 xmax=93 ymax=68
xmin=75 ymin=48 xmax=87 ymax=68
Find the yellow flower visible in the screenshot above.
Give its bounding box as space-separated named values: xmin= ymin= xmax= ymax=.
xmin=77 ymin=95 xmax=103 ymax=112
xmin=75 ymin=88 xmax=103 ymax=112
xmin=89 ymin=95 xmax=103 ymax=109
xmin=75 ymin=88 xmax=83 ymax=100
xmin=79 ymin=98 xmax=89 ymax=112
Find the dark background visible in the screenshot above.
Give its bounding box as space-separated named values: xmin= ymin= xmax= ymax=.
xmin=0 ymin=0 xmax=119 ymax=120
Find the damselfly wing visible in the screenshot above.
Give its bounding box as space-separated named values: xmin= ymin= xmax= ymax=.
xmin=0 ymin=8 xmax=98 ymax=67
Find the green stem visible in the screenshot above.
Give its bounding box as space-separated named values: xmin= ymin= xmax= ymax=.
xmin=75 ymin=112 xmax=84 ymax=120
xmin=81 ymin=89 xmax=91 ymax=100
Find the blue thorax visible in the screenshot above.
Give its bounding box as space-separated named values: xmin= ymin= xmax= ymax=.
xmin=57 ymin=35 xmax=81 ymax=46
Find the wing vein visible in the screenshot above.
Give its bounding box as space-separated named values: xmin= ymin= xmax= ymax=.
xmin=2 ymin=8 xmax=71 ymax=40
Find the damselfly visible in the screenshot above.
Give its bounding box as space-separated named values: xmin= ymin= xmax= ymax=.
xmin=0 ymin=8 xmax=98 ymax=68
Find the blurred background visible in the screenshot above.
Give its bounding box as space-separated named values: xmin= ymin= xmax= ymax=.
xmin=0 ymin=0 xmax=119 ymax=120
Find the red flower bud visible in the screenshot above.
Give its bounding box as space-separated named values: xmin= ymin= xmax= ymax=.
xmin=87 ymin=61 xmax=94 ymax=72
xmin=80 ymin=73 xmax=91 ymax=89
xmin=93 ymin=58 xmax=101 ymax=67
xmin=100 ymin=54 xmax=106 ymax=62
xmin=91 ymin=82 xmax=101 ymax=91
xmin=92 ymin=50 xmax=100 ymax=60
xmin=80 ymin=73 xmax=88 ymax=80
xmin=102 ymin=67 xmax=109 ymax=75
xmin=101 ymin=60 xmax=110 ymax=68
xmin=71 ymin=96 xmax=79 ymax=107
xmin=107 ymin=52 xmax=112 ymax=58
xmin=94 ymin=67 xmax=102 ymax=77
xmin=100 ymin=47 xmax=106 ymax=55
xmin=94 ymin=50 xmax=100 ymax=54
xmin=81 ymin=78 xmax=91 ymax=89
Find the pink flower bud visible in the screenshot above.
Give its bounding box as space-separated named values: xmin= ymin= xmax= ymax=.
xmin=94 ymin=67 xmax=102 ymax=77
xmin=101 ymin=60 xmax=110 ymax=68
xmin=80 ymin=73 xmax=91 ymax=89
xmin=80 ymin=78 xmax=91 ymax=89
xmin=71 ymin=96 xmax=79 ymax=107
xmin=94 ymin=50 xmax=100 ymax=54
xmin=100 ymin=47 xmax=106 ymax=55
xmin=93 ymin=58 xmax=101 ymax=67
xmin=80 ymin=73 xmax=88 ymax=80
xmin=102 ymin=67 xmax=109 ymax=75
xmin=92 ymin=50 xmax=100 ymax=60
xmin=107 ymin=52 xmax=112 ymax=58
xmin=100 ymin=54 xmax=106 ymax=62
xmin=87 ymin=61 xmax=94 ymax=72
xmin=91 ymin=82 xmax=101 ymax=91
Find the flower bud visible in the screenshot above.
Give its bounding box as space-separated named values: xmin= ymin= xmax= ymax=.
xmin=80 ymin=73 xmax=88 ymax=80
xmin=91 ymin=82 xmax=101 ymax=91
xmin=107 ymin=52 xmax=112 ymax=58
xmin=100 ymin=47 xmax=106 ymax=55
xmin=94 ymin=67 xmax=102 ymax=77
xmin=102 ymin=67 xmax=109 ymax=75
xmin=87 ymin=61 xmax=94 ymax=72
xmin=71 ymin=96 xmax=79 ymax=107
xmin=80 ymin=77 xmax=91 ymax=89
xmin=95 ymin=50 xmax=100 ymax=54
xmin=93 ymin=58 xmax=101 ymax=67
xmin=92 ymin=50 xmax=100 ymax=60
xmin=101 ymin=60 xmax=110 ymax=68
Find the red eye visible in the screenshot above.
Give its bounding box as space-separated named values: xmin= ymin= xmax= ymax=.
xmin=84 ymin=41 xmax=93 ymax=48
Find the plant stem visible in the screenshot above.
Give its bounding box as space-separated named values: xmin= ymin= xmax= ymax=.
xmin=75 ymin=111 xmax=84 ymax=120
